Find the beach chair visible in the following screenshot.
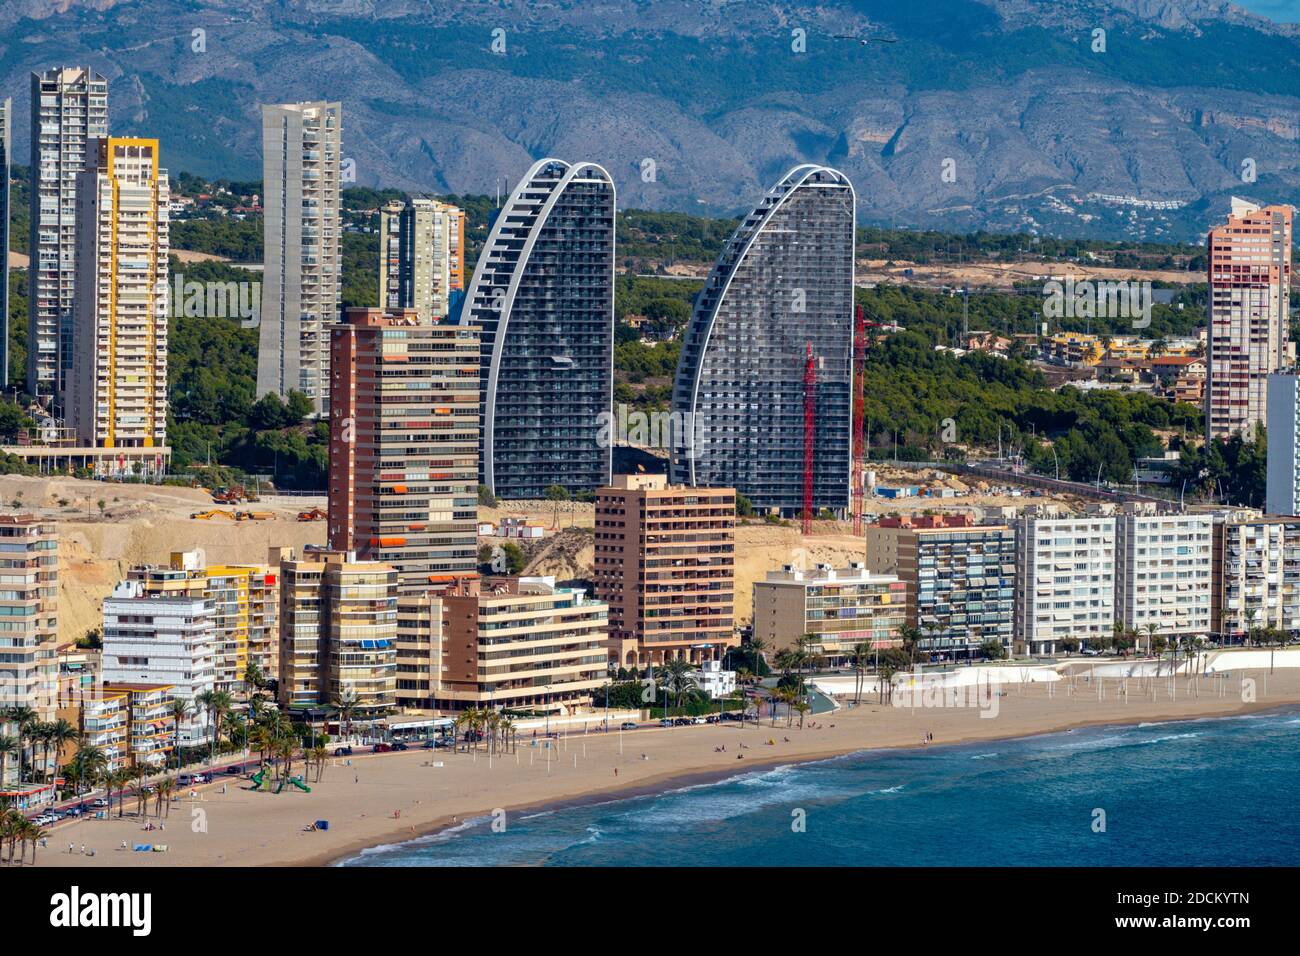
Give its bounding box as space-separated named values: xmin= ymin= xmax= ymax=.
xmin=133 ymin=844 xmax=151 ymax=852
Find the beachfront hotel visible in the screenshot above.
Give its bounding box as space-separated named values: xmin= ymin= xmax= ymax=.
xmin=276 ymin=548 xmax=398 ymax=718
xmin=127 ymin=550 xmax=280 ymax=691
xmin=0 ymin=515 xmax=59 ymax=785
xmin=327 ymin=308 xmax=480 ymax=592
xmin=752 ymin=563 xmax=906 ymax=664
xmin=67 ymin=136 xmax=170 ymax=475
xmin=100 ymin=579 xmax=214 ymax=745
xmin=257 ymin=101 xmax=343 ymax=414
xmin=670 ymin=165 xmax=855 ymax=515
xmin=28 ymin=66 xmax=109 ymax=403
xmin=461 ymin=158 xmax=615 ymax=497
xmin=102 ymin=682 xmax=175 ymax=767
xmin=865 ymin=513 xmax=1016 ymax=659
xmin=594 ymin=473 xmax=738 ymax=668
xmin=58 ymin=688 xmax=128 ymax=772
xmin=1205 ymin=198 xmax=1293 ymax=441
xmin=1115 ymin=506 xmax=1213 ymax=640
xmin=379 ymin=197 xmax=465 ymax=321
xmin=434 ymin=577 xmax=609 ymax=714
xmin=1013 ymin=509 xmax=1116 ymax=656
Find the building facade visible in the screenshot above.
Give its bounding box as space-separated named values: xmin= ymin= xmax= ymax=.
xmin=276 ymin=548 xmax=397 ymax=718
xmin=28 ymin=67 xmax=109 ymax=404
xmin=1266 ymin=371 xmax=1300 ymax=516
xmin=69 ymin=137 xmax=170 ymax=471
xmin=102 ymin=683 xmax=174 ymax=767
xmin=1211 ymin=514 xmax=1300 ymax=640
xmin=1205 ymin=199 xmax=1293 ymax=441
xmin=328 ymin=308 xmax=480 ymax=591
xmin=0 ymin=517 xmax=59 ymax=737
xmin=1115 ymin=508 xmax=1213 ymax=640
xmin=100 ymin=579 xmax=213 ymax=745
xmin=1013 ymin=511 xmax=1116 ymax=655
xmin=865 ymin=514 xmax=1016 ymax=659
xmin=437 ymin=577 xmax=608 ymax=713
xmin=128 ymin=549 xmax=279 ymax=692
xmin=752 ymin=563 xmax=906 ymax=663
xmin=671 ymin=165 xmax=855 ymax=514
xmin=257 ymin=101 xmax=342 ymax=414
xmin=461 ymin=158 xmax=615 ymax=497
xmin=594 ymin=474 xmax=737 ymax=668
xmin=379 ymin=197 xmax=463 ymax=321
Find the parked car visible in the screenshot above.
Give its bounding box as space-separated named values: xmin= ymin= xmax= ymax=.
xmin=659 ymin=718 xmax=674 ymax=727
xmin=421 ymin=739 xmax=440 ymax=749
xmin=333 ymin=746 xmax=353 ymax=756
xmin=390 ymin=741 xmax=409 ymax=751
xmin=620 ymin=721 xmax=638 ymax=731
xmin=692 ymin=717 xmax=707 ymax=725
xmin=224 ymin=765 xmax=244 ymax=774
xmin=373 ymin=743 xmax=393 ymax=753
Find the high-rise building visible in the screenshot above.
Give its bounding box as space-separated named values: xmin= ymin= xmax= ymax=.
xmin=436 ymin=577 xmax=608 ymax=713
xmin=1266 ymin=371 xmax=1300 ymax=515
xmin=276 ymin=548 xmax=397 ymax=718
xmin=1205 ymin=199 xmax=1293 ymax=441
xmin=865 ymin=513 xmax=1016 ymax=659
xmin=100 ymin=683 xmax=174 ymax=767
xmin=257 ymin=102 xmax=342 ymax=414
xmin=0 ymin=97 xmax=10 ymax=389
xmin=1210 ymin=513 xmax=1300 ymax=640
xmin=752 ymin=563 xmax=906 ymax=664
xmin=28 ymin=67 xmax=109 ymax=404
xmin=379 ymin=197 xmax=463 ymax=321
xmin=1115 ymin=507 xmax=1213 ymax=640
xmin=671 ymin=165 xmax=855 ymax=514
xmin=461 ymin=158 xmax=615 ymax=498
xmin=1013 ymin=510 xmax=1116 ymax=656
xmin=68 ymin=137 xmax=170 ymax=472
xmin=100 ymin=579 xmax=213 ymax=745
xmin=127 ymin=550 xmax=280 ymax=692
xmin=0 ymin=517 xmax=59 ymax=754
xmin=593 ymin=474 xmax=737 ymax=668
xmin=328 ymin=308 xmax=480 ymax=591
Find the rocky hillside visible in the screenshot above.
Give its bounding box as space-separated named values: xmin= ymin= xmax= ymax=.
xmin=1 ymin=0 xmax=1298 ymax=239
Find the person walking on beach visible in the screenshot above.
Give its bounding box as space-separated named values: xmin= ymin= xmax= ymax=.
xmin=614 ymin=768 xmax=618 ymax=777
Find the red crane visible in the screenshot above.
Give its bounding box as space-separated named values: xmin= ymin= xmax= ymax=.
xmin=852 ymin=305 xmax=868 ymax=536
xmin=803 ymin=341 xmax=815 ymax=536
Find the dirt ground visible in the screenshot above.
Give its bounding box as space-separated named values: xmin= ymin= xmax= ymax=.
xmin=857 ymin=258 xmax=1198 ymax=290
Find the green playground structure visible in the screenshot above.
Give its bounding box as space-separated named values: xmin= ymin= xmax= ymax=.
xmin=249 ymin=769 xmax=267 ymax=790
xmin=275 ymin=775 xmax=312 ymax=794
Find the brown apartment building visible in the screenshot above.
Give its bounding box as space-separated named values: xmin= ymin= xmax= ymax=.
xmin=328 ymin=307 xmax=480 ymax=592
xmin=594 ymin=474 xmax=737 ymax=668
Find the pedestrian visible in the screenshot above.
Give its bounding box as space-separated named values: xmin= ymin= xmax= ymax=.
xmin=354 ymin=774 xmax=359 ymax=784
xmin=80 ymin=844 xmax=86 ymax=855
xmin=614 ymin=768 xmax=618 ymax=777
xmin=68 ymin=842 xmax=74 ymax=854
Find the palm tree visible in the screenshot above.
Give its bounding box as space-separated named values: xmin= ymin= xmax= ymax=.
xmin=4 ymin=706 xmax=36 ymax=783
xmin=898 ymin=625 xmax=922 ymax=666
xmin=155 ymin=778 xmax=174 ymax=817
xmin=1 ymin=801 xmax=22 ymax=864
xmin=332 ymin=692 xmax=360 ymax=744
xmin=132 ymin=765 xmax=149 ymax=816
xmin=1143 ymin=622 xmax=1161 ymax=659
xmin=793 ymin=700 xmax=811 ymax=729
xmin=309 ymin=745 xmax=328 ymax=782
xmin=878 ymin=656 xmax=901 ymax=704
xmin=204 ymin=690 xmax=233 ymax=765
xmin=46 ymin=719 xmax=78 ymax=790
xmin=661 ymin=658 xmax=696 ymax=716
xmin=851 ymin=641 xmax=872 ymax=705
xmin=22 ymin=818 xmax=47 ymax=865
xmin=167 ymin=699 xmax=191 ymax=772
xmin=0 ymin=734 xmax=16 ymax=789
xmin=69 ymin=743 xmax=106 ymax=803
xmin=747 ymin=636 xmax=769 ymax=676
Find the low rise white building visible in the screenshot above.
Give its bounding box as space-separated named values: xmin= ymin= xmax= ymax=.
xmin=690 ymin=660 xmax=736 ymax=699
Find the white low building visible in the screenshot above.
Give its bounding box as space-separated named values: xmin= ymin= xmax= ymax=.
xmin=691 ymin=660 xmax=736 ymax=699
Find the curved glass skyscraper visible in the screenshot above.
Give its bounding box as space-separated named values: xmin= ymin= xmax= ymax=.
xmin=463 ymin=158 xmax=615 ymax=498
xmin=670 ymin=164 xmax=855 ymax=514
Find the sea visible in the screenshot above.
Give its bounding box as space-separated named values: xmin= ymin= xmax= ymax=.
xmin=338 ymin=708 xmax=1300 ymax=867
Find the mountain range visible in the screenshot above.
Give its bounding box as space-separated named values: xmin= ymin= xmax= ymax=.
xmin=2 ymin=0 xmax=1299 ymax=240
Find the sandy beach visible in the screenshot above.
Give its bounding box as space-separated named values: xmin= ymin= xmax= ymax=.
xmin=32 ymin=666 xmax=1300 ymax=868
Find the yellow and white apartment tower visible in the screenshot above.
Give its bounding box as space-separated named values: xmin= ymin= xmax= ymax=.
xmin=69 ymin=137 xmax=169 ymax=475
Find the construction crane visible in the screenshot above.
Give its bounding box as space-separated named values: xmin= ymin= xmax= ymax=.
xmin=803 ymin=341 xmax=816 ymax=536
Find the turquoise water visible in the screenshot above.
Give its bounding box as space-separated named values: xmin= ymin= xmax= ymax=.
xmin=340 ymin=709 xmax=1300 ymax=866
